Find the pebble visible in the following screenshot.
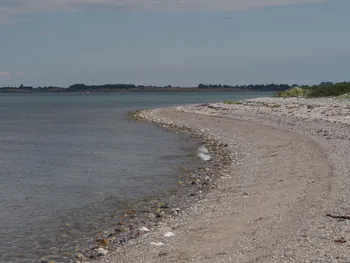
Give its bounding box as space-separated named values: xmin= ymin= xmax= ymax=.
xmin=140 ymin=227 xmax=150 ymax=232
xmin=148 ymin=213 xmax=156 ymax=219
xmin=198 ymin=152 xmax=212 ymax=161
xmin=150 ymin=242 xmax=165 ymax=246
xmin=96 ymin=248 xmax=108 ymax=256
xmin=198 ymin=146 xmax=209 ymax=154
xmin=164 ymin=232 xmax=175 ymax=237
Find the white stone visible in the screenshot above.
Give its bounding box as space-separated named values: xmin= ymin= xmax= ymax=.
xmin=164 ymin=232 xmax=175 ymax=237
xmin=150 ymin=242 xmax=164 ymax=246
xmin=140 ymin=227 xmax=150 ymax=232
xmin=198 ymin=146 xmax=209 ymax=154
xmin=96 ymin=248 xmax=108 ymax=256
xmin=198 ymin=153 xmax=211 ymax=161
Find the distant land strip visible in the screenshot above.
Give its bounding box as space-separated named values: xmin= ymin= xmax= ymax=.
xmin=0 ymin=82 xmax=335 ymax=93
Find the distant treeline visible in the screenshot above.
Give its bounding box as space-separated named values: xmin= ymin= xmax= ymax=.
xmin=197 ymin=83 xmax=293 ymax=91
xmin=276 ymin=82 xmax=350 ymax=98
xmin=0 ymin=82 xmax=339 ymax=93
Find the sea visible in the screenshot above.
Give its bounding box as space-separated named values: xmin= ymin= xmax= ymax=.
xmin=0 ymin=91 xmax=274 ymax=262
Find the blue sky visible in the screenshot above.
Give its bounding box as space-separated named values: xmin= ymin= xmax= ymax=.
xmin=0 ymin=0 xmax=349 ymax=87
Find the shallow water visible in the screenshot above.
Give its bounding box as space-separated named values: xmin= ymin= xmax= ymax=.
xmin=0 ymin=92 xmax=274 ymax=262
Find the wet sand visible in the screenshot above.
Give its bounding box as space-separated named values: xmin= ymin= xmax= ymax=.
xmin=97 ymin=98 xmax=350 ymax=263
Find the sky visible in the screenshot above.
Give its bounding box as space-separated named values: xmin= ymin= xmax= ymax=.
xmin=0 ymin=0 xmax=349 ymax=87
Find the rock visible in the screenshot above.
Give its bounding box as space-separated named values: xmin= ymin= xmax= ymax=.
xmin=170 ymin=208 xmax=179 ymax=216
xmin=124 ymin=209 xmax=135 ymax=215
xmin=157 ymin=211 xmax=165 ymax=218
xmin=148 ymin=213 xmax=156 ymax=219
xmin=164 ymin=232 xmax=175 ymax=237
xmin=99 ymin=238 xmax=110 ymax=246
xmin=96 ymin=248 xmax=108 ymax=256
xmin=198 ymin=146 xmax=209 ymax=154
xmin=140 ymin=227 xmax=150 ymax=232
xmin=191 ymin=178 xmax=201 ymax=185
xmin=150 ymin=242 xmax=164 ymax=246
xmin=75 ymin=253 xmax=88 ymax=262
xmin=198 ymin=152 xmax=211 ymax=161
xmin=159 ymin=202 xmax=169 ymax=209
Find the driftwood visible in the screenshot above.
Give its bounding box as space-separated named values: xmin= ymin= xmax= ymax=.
xmin=326 ymin=213 xmax=350 ymax=220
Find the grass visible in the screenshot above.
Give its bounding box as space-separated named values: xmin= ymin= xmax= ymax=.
xmin=274 ymin=87 xmax=308 ymax=98
xmin=337 ymin=93 xmax=350 ymax=99
xmin=274 ymin=82 xmax=350 ymax=98
xmin=127 ymin=110 xmax=141 ymax=120
xmin=223 ymin=100 xmax=243 ymax=105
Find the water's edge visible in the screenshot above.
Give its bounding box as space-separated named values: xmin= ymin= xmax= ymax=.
xmin=87 ymin=108 xmax=234 ymax=263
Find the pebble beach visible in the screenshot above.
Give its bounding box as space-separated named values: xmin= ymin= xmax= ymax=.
xmin=92 ymin=97 xmax=350 ymax=263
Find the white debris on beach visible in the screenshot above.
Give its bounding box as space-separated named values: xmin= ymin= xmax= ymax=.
xmin=163 ymin=232 xmax=175 ymax=237
xmin=139 ymin=227 xmax=150 ymax=232
xmin=197 ymin=146 xmax=211 ymax=161
xmin=96 ymin=248 xmax=108 ymax=256
xmin=150 ymin=242 xmax=164 ymax=246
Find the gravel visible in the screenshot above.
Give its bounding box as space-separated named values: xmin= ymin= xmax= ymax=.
xmin=96 ymin=97 xmax=350 ymax=263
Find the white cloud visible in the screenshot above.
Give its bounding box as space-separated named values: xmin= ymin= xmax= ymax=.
xmin=0 ymin=71 xmax=11 ymax=78
xmin=0 ymin=0 xmax=326 ymax=24
xmin=15 ymin=71 xmax=25 ymax=76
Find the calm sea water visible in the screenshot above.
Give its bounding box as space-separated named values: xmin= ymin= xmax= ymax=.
xmin=0 ymin=92 xmax=274 ymax=262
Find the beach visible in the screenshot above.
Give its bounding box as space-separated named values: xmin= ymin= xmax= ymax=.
xmin=96 ymin=97 xmax=350 ymax=263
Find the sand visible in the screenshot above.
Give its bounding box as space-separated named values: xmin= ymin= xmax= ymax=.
xmin=97 ymin=97 xmax=350 ymax=263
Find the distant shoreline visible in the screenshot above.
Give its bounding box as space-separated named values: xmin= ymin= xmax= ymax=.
xmin=0 ymin=88 xmax=272 ymax=93
xmin=0 ymin=83 xmax=296 ymax=93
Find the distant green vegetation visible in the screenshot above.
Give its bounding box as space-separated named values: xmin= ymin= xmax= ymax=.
xmin=275 ymin=87 xmax=307 ymax=98
xmin=223 ymin=100 xmax=243 ymax=105
xmin=275 ymin=82 xmax=350 ymax=98
xmin=127 ymin=110 xmax=141 ymax=121
xmin=337 ymin=93 xmax=350 ymax=99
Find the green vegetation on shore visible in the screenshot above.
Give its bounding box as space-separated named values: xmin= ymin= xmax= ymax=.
xmin=275 ymin=82 xmax=350 ymax=98
xmin=223 ymin=100 xmax=243 ymax=105
xmin=127 ymin=110 xmax=141 ymax=121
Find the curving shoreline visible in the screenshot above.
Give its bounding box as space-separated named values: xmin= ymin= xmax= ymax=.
xmin=95 ymin=97 xmax=350 ymax=263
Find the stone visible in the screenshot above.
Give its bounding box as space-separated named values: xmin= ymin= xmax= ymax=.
xmin=124 ymin=209 xmax=135 ymax=215
xmin=148 ymin=213 xmax=156 ymax=219
xmin=140 ymin=227 xmax=150 ymax=232
xmin=159 ymin=202 xmax=169 ymax=209
xmin=164 ymin=232 xmax=175 ymax=237
xmin=96 ymin=248 xmax=108 ymax=256
xmin=75 ymin=253 xmax=88 ymax=261
xmin=198 ymin=146 xmax=209 ymax=154
xmin=99 ymin=238 xmax=110 ymax=246
xmin=157 ymin=211 xmax=165 ymax=218
xmin=198 ymin=153 xmax=211 ymax=161
xmin=170 ymin=208 xmax=178 ymax=215
xmin=150 ymin=242 xmax=164 ymax=246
